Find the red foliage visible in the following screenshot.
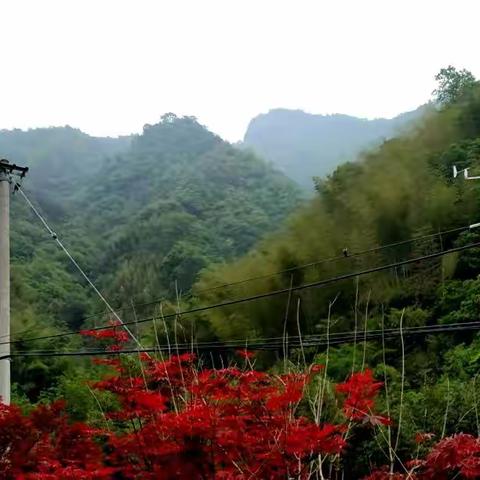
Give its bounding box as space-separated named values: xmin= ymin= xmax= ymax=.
xmin=0 ymin=349 xmax=350 ymax=478
xmin=5 ymin=327 xmax=480 ymax=479
xmin=235 ymin=349 xmax=255 ymax=360
xmin=365 ymin=433 xmax=480 ymax=479
xmin=93 ymin=356 xmax=346 ymax=478
xmin=80 ymin=320 xmax=129 ymax=344
xmin=421 ymin=434 xmax=480 ymax=479
xmin=336 ymin=369 xmax=387 ymax=423
xmin=0 ymin=401 xmax=110 ymax=479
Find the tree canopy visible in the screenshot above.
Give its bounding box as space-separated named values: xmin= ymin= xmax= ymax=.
xmin=433 ymin=65 xmax=477 ymax=106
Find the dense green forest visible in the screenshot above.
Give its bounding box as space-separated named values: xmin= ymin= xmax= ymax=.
xmin=6 ymin=66 xmax=480 ymax=477
xmin=244 ymin=106 xmax=425 ymax=188
xmin=7 ymin=117 xmax=300 ymax=397
xmin=74 ymin=114 xmax=301 ymax=304
xmin=6 ymin=128 xmax=131 ymax=397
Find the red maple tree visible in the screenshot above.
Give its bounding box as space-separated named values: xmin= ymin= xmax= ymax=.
xmin=0 ymin=327 xmax=479 ymax=479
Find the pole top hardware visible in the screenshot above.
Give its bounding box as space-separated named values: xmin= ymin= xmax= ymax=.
xmin=453 ymin=165 xmax=480 ymax=180
xmin=0 ymin=159 xmax=29 ymax=178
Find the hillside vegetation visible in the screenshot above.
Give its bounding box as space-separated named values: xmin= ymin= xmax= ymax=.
xmin=199 ymin=70 xmax=480 ymax=341
xmin=74 ymin=114 xmax=301 ymax=305
xmin=6 ymin=67 xmax=480 ymax=478
xmin=8 ymin=117 xmax=300 ymax=396
xmin=188 ymin=69 xmax=480 ymax=474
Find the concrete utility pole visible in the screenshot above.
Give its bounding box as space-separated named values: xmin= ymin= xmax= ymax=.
xmin=0 ymin=159 xmax=28 ymax=405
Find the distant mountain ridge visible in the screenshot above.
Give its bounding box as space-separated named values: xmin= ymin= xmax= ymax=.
xmin=0 ymin=127 xmax=131 ymax=210
xmin=243 ymin=106 xmax=427 ymax=188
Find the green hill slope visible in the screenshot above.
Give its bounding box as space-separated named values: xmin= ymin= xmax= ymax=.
xmin=7 ymin=116 xmax=300 ymax=397
xmin=72 ymin=114 xmax=301 ymax=304
xmin=198 ymin=80 xmax=480 ymax=345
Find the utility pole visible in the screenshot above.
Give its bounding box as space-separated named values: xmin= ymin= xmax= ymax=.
xmin=0 ymin=159 xmax=28 ymax=405
xmin=453 ymin=165 xmax=480 ymax=181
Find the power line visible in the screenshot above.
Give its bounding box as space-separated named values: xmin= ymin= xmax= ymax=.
xmin=79 ymin=224 xmax=472 ymax=323
xmin=15 ymin=175 xmax=476 ymax=335
xmin=5 ymin=319 xmax=480 ymax=359
xmin=14 ymin=183 xmax=144 ymax=349
xmin=4 ymin=240 xmax=480 ymax=347
xmin=191 ymin=225 xmax=469 ymax=292
xmin=15 ymin=320 xmax=480 ymax=352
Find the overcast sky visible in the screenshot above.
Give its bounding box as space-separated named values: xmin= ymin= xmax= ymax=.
xmin=1 ymin=0 xmax=479 ymax=142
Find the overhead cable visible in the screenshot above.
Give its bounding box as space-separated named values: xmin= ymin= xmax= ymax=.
xmin=4 ymin=318 xmax=480 ymax=359
xmin=80 ymin=224 xmax=472 ymax=322
xmin=4 ymin=240 xmax=480 ymax=347
xmin=14 ymin=183 xmax=143 ymax=349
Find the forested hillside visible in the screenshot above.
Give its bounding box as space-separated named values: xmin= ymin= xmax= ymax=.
xmin=6 ymin=128 xmax=132 ymax=396
xmin=199 ymin=70 xmax=480 ymax=345
xmin=244 ymin=107 xmax=425 ymax=188
xmin=8 ymin=116 xmax=301 ymax=396
xmin=7 ymin=67 xmax=480 ymax=479
xmin=188 ymin=68 xmax=480 ymax=476
xmin=71 ymin=114 xmax=301 ymax=304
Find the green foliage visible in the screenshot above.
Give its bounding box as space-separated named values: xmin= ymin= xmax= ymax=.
xmin=198 ymin=77 xmax=480 ymax=343
xmin=38 ymin=367 xmax=118 ymax=424
xmin=7 ymin=117 xmax=300 ymax=399
xmin=433 ymin=65 xmax=477 ymax=106
xmin=75 ymin=115 xmax=301 ymax=306
xmin=195 ymin=70 xmax=480 ymax=460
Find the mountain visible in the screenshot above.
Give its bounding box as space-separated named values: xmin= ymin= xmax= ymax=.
xmin=6 ymin=116 xmax=301 ymax=397
xmin=0 ymin=127 xmax=131 ymax=219
xmin=8 ymin=67 xmax=480 ymax=477
xmin=6 ymin=127 xmax=132 ymax=324
xmin=72 ymin=114 xmax=301 ymax=305
xmin=243 ymin=106 xmax=427 ymax=188
xmin=0 ymin=126 xmax=131 ymax=190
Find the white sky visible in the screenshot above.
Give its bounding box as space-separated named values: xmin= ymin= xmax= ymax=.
xmin=1 ymin=0 xmax=479 ymax=142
